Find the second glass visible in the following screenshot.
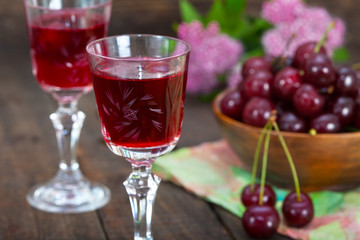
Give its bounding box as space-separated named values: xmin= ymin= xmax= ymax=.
xmin=87 ymin=35 xmax=190 ymax=240
xmin=24 ymin=0 xmax=112 ymax=213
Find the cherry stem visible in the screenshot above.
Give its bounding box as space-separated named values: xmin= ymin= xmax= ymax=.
xmin=314 ymin=21 xmax=335 ymax=53
xmin=250 ymin=121 xmax=271 ymax=191
xmin=272 ymin=33 xmax=296 ymax=67
xmin=259 ymin=125 xmax=272 ymax=205
xmin=283 ymin=33 xmax=296 ymax=55
xmin=272 ymin=121 xmax=301 ymax=201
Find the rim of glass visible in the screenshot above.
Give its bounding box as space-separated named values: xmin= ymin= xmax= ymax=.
xmin=24 ymin=0 xmax=112 ymax=10
xmin=86 ymin=34 xmax=191 ymax=62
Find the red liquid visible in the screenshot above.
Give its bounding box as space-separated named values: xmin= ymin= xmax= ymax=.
xmin=92 ymin=72 xmax=187 ymax=148
xmin=28 ymin=12 xmax=106 ymax=91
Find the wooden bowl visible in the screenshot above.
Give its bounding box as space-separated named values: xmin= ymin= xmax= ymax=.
xmin=213 ymin=90 xmax=360 ymax=192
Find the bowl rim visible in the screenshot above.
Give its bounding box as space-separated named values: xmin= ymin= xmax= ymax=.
xmin=213 ymin=89 xmax=360 ymax=139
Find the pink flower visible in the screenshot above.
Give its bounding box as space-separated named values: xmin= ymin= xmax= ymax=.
xmin=327 ymin=18 xmax=346 ymax=52
xmin=262 ymin=0 xmax=305 ymax=24
xmin=177 ymin=21 xmax=243 ymax=94
xmin=227 ymin=63 xmax=242 ymax=89
xmin=262 ymin=3 xmax=346 ymax=57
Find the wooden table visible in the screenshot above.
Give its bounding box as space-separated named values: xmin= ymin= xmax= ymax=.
xmin=0 ymin=0 xmax=359 ymax=239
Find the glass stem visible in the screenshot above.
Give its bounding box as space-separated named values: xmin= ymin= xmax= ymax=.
xmin=124 ymin=163 xmax=161 ymax=240
xmin=50 ymin=101 xmax=86 ymax=184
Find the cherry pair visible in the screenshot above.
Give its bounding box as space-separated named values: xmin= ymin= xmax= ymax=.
xmin=240 ymin=116 xmax=314 ymax=239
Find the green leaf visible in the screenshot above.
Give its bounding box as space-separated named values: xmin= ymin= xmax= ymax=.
xmin=218 ymin=17 xmax=246 ymax=39
xmin=179 ymin=0 xmax=202 ymax=23
xmin=343 ymin=191 xmax=360 ymax=208
xmin=197 ymin=90 xmax=222 ymax=102
xmin=225 ymin=0 xmax=246 ymax=17
xmin=224 ymin=18 xmax=249 ymax=38
xmin=163 ymin=39 xmax=178 ymax=55
xmin=203 ymin=0 xmax=227 ymax=26
xmin=171 ymin=22 xmax=179 ymax=32
xmin=253 ymin=17 xmax=273 ymax=31
xmin=310 ymin=191 xmax=344 ymax=217
xmin=332 ymin=47 xmax=350 ymax=63
xmin=241 ymin=48 xmax=265 ymax=61
xmin=355 ymin=212 xmax=360 ymax=226
xmin=157 ymin=151 xmax=227 ymax=186
xmin=309 ymin=221 xmax=347 ymax=240
xmin=229 ymin=17 xmax=271 ymax=53
xmin=231 ymin=166 xmax=253 ymax=182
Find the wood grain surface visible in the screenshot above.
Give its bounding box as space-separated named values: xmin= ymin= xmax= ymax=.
xmin=0 ymin=0 xmax=359 ymax=239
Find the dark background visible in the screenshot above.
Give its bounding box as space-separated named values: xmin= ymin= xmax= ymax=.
xmin=2 ymin=0 xmax=360 ymax=61
xmin=0 ymin=0 xmax=359 ymax=239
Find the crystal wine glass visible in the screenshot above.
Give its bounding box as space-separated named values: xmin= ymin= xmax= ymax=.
xmin=24 ymin=0 xmax=112 ymax=213
xmin=86 ymin=35 xmax=190 ymax=239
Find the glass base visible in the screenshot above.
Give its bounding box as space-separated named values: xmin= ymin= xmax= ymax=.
xmin=26 ymin=177 xmax=111 ymax=214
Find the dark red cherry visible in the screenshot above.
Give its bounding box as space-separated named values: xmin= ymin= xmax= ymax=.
xmin=335 ymin=66 xmax=358 ymax=97
xmin=355 ymin=91 xmax=360 ymax=106
xmin=242 ymin=205 xmax=280 ymax=238
xmin=353 ymin=106 xmax=360 ymax=129
xmin=282 ymin=192 xmax=314 ymax=228
xmin=310 ymin=113 xmax=342 ymax=133
xmin=330 ymin=96 xmax=355 ymax=126
xmin=241 ymin=184 xmax=276 ymax=207
xmin=293 ymin=41 xmax=327 ymax=70
xmin=293 ymin=84 xmax=325 ymax=117
xmin=274 ymin=101 xmax=292 ymax=116
xmin=242 ymin=57 xmax=272 ymax=79
xmin=263 ymin=55 xmax=275 ymax=65
xmin=272 ymin=57 xmax=293 ymax=74
xmin=273 ymin=67 xmax=302 ymax=101
xmin=303 ymin=52 xmax=336 ymax=88
xmin=220 ymin=89 xmax=245 ymax=121
xmin=355 ymin=72 xmax=360 ymax=105
xmin=355 ymin=69 xmax=360 ymax=82
xmin=242 ymin=97 xmax=275 ymax=128
xmin=355 ymin=71 xmax=360 ymax=105
xmin=278 ymin=111 xmax=307 ymax=133
xmin=356 ymin=91 xmax=360 ymax=106
xmin=240 ymin=70 xmax=273 ymax=99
